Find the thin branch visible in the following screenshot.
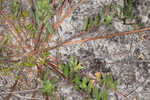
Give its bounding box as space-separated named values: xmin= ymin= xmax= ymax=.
xmin=0 ymin=88 xmax=39 ymax=95
xmin=46 ymin=59 xmax=66 ymax=79
xmin=14 ymin=94 xmax=42 ymax=100
xmin=43 ymin=27 xmax=150 ymax=51
xmin=63 ymin=27 xmax=150 ymax=45
xmin=0 ymin=59 xmax=19 ymax=63
xmin=33 ymin=24 xmax=44 ymax=50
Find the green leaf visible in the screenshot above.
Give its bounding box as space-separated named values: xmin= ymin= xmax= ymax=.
xmin=100 ymin=89 xmax=107 ymax=100
xmin=106 ymin=15 xmax=113 ymax=23
xmin=64 ymin=64 xmax=69 ymax=78
xmin=84 ymin=17 xmax=88 ymax=30
xmin=94 ymin=15 xmax=99 ymax=25
xmin=44 ymin=68 xmax=49 ymax=81
xmin=99 ymin=78 xmax=104 ymax=85
xmin=22 ymin=10 xmax=28 ymax=17
xmin=46 ymin=23 xmax=53 ymax=34
xmin=88 ymin=17 xmax=94 ymax=29
xmin=17 ymin=61 xmax=24 ymax=68
xmin=123 ymin=0 xmax=136 ymax=18
xmin=58 ymin=64 xmax=64 ymax=71
xmin=69 ymin=58 xmax=78 ymax=67
xmin=41 ymin=76 xmax=56 ymax=96
xmin=87 ymin=82 xmax=92 ymax=95
xmin=50 ymin=77 xmax=57 ymax=84
xmin=103 ymin=14 xmax=113 ymax=27
xmin=23 ymin=57 xmax=35 ymax=67
xmin=11 ymin=0 xmax=20 ymax=17
xmin=93 ymin=86 xmax=100 ymax=100
xmin=73 ymin=74 xmax=81 ymax=85
xmin=34 ymin=0 xmax=52 ymax=27
xmin=74 ymin=85 xmax=80 ymax=90
xmin=80 ymin=77 xmax=89 ymax=89
xmin=105 ymin=75 xmax=117 ymax=89
xmin=41 ymin=80 xmax=52 ymax=94
xmin=68 ymin=58 xmax=78 ymax=73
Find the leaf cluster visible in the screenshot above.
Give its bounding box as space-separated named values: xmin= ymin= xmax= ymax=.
xmin=59 ymin=58 xmax=117 ymax=100
xmin=84 ymin=7 xmax=114 ymax=31
xmin=112 ymin=0 xmax=136 ymax=20
xmin=0 ymin=51 xmax=50 ymax=75
xmin=41 ymin=68 xmax=57 ymax=96
xmin=11 ymin=0 xmax=20 ymax=18
xmin=34 ymin=0 xmax=54 ymax=34
xmin=59 ymin=58 xmax=83 ymax=79
xmin=123 ymin=0 xmax=136 ymax=19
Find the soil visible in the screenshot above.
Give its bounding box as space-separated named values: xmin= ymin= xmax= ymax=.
xmin=0 ymin=0 xmax=150 ymax=100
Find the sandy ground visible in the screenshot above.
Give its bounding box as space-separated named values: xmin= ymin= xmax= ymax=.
xmin=1 ymin=0 xmax=150 ymax=100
